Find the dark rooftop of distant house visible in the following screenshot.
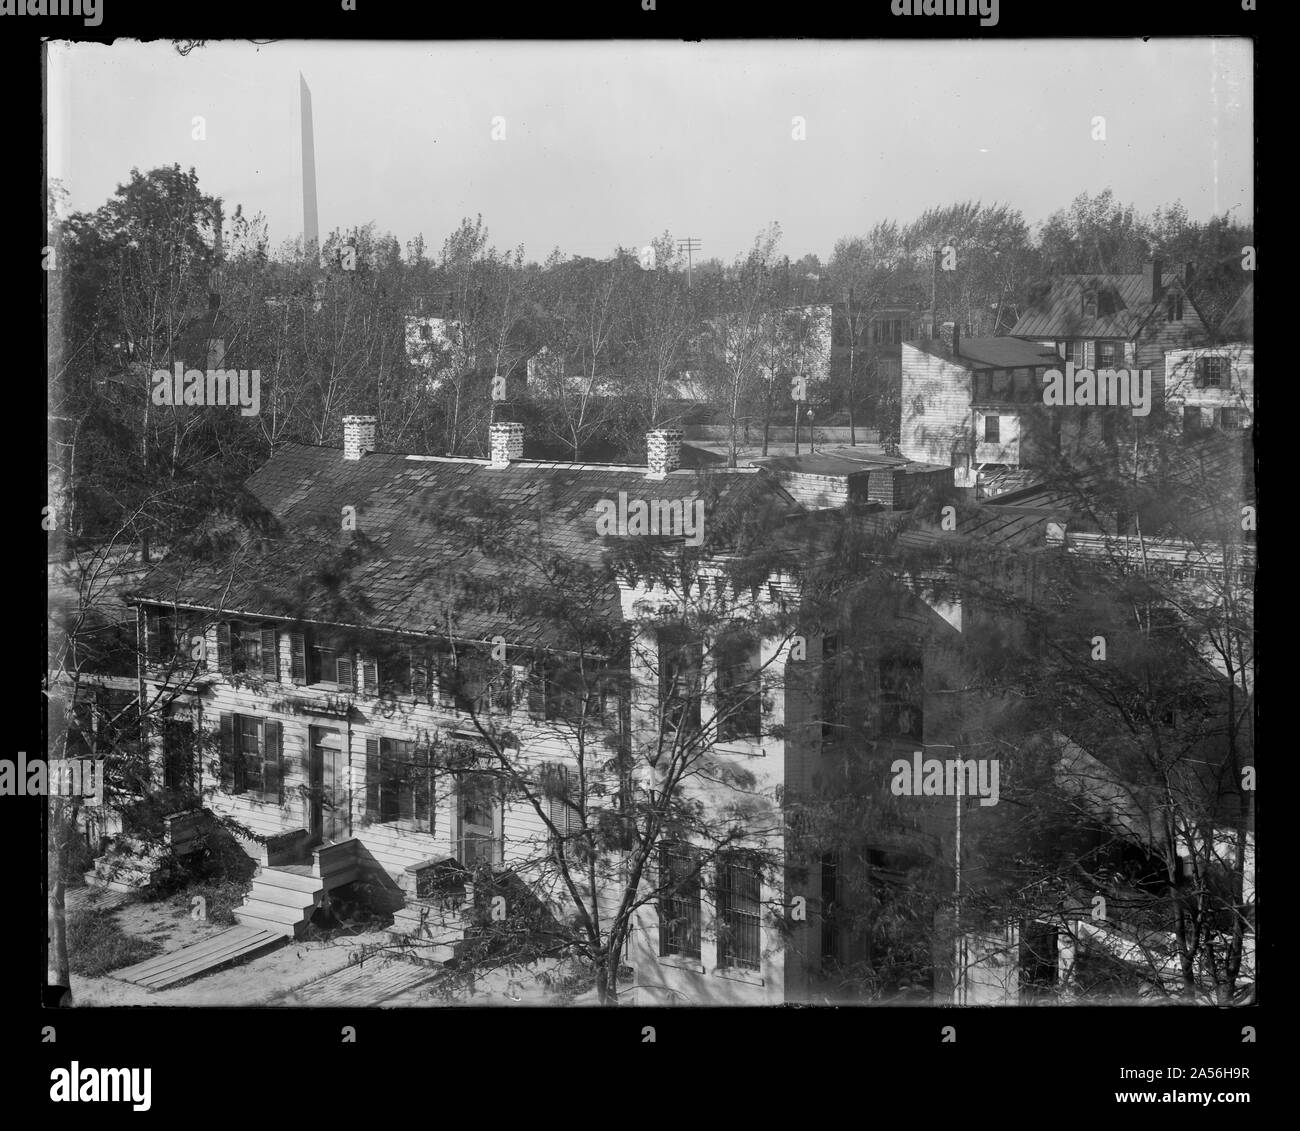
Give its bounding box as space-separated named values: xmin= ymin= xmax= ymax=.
xmin=1009 ymin=264 xmax=1198 ymax=340
xmin=907 ymin=336 xmax=1062 ymax=370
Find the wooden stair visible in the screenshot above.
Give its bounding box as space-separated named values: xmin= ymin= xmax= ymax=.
xmin=235 ymin=839 xmax=363 ymax=940
xmin=84 ymin=837 xmax=165 ymax=894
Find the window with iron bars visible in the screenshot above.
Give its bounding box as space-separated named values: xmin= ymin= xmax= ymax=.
xmin=658 ymin=844 xmax=702 ymax=960
xmin=715 ymin=854 xmax=762 ymax=971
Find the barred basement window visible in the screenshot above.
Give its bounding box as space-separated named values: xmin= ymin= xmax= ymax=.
xmin=716 ymin=854 xmax=762 ymax=971
xmin=659 ymin=844 xmax=701 ymax=960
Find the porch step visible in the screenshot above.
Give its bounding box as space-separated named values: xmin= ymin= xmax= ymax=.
xmin=233 ymin=865 xmax=326 ymax=939
xmin=252 ymin=866 xmax=322 ymax=895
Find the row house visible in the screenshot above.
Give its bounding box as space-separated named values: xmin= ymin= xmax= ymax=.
xmin=122 ymin=417 xmax=842 ymax=1002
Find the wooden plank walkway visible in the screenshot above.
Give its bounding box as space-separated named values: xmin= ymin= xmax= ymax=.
xmin=112 ymin=925 xmax=283 ymax=991
xmin=279 ymin=958 xmax=441 ymax=1007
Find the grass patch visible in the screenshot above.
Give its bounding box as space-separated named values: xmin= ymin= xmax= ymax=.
xmin=67 ymin=907 xmax=163 ymax=978
xmin=167 ymin=879 xmax=250 ymax=926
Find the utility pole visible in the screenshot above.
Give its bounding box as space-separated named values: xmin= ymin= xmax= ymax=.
xmin=677 ymin=237 xmax=701 ymax=290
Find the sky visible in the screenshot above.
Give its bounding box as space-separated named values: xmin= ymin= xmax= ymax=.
xmin=47 ymin=38 xmax=1253 ymax=265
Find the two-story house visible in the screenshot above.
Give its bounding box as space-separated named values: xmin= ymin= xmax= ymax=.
xmin=1009 ymin=259 xmax=1209 ymax=408
xmin=899 ymin=322 xmax=1062 ymax=476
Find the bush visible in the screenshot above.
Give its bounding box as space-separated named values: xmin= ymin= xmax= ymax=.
xmin=168 ymin=879 xmax=248 ymax=926
xmin=67 ymin=907 xmax=162 ymax=977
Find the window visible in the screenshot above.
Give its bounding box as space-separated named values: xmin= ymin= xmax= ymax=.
xmin=879 ymin=647 xmax=924 ymax=740
xmin=145 ymin=608 xmax=204 ymax=671
xmin=1195 ymin=355 xmax=1228 ymax=388
xmin=659 ymin=844 xmax=702 ymax=960
xmin=365 ymin=737 xmax=433 ymax=831
xmin=716 ymin=630 xmax=762 ymax=742
xmin=218 ymin=713 xmax=282 ymax=803
xmin=1058 ymin=340 xmax=1075 ymax=363
xmin=1097 ymin=341 xmax=1122 ymax=369
xmin=1165 ymin=292 xmax=1183 ymax=322
xmin=418 ymin=323 xmax=432 ymax=341
xmin=659 ymin=627 xmax=702 ymax=734
xmin=821 ymin=633 xmax=845 ymax=743
xmin=222 ymin=622 xmax=279 ymax=679
xmin=1218 ymin=407 xmax=1244 ymax=430
xmin=66 ymin=687 xmax=139 ymax=760
xmin=820 ymin=853 xmax=842 ymax=968
xmin=983 ymin=415 xmax=1001 ymax=444
xmin=716 ymin=854 xmax=762 ymax=971
xmin=311 ymin=640 xmax=355 ymax=689
xmin=1083 ymin=294 xmax=1097 ymax=319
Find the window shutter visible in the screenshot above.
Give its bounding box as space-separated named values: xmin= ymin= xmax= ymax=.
xmin=1082 ymin=341 xmax=1096 ymax=369
xmin=145 ymin=609 xmax=162 ymax=664
xmin=1194 ymin=356 xmax=1207 ymax=388
xmin=411 ymin=651 xmax=429 ymax=700
xmin=219 ymin=713 xmax=236 ymax=791
xmin=216 ymin=623 xmax=233 ymax=675
xmin=415 ymin=746 xmax=432 ymax=831
xmin=365 ymin=738 xmax=380 ymax=822
xmin=336 ymin=654 xmax=355 ymax=690
xmin=361 ymin=658 xmax=378 ymax=696
xmin=264 ymin=719 xmax=283 ymax=804
xmin=397 ymin=744 xmax=415 ymax=823
xmin=527 ymin=660 xmax=547 ymax=719
xmin=260 ymin=628 xmax=279 ymax=680
xmin=1123 ymin=341 xmax=1135 ymax=366
xmin=289 ymin=632 xmax=307 ymax=684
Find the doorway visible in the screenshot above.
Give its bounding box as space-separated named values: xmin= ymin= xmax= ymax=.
xmin=308 ymin=727 xmax=348 ymax=844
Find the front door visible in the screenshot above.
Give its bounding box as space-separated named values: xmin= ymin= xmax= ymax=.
xmin=308 ymin=727 xmax=347 ymax=844
xmin=457 ymin=773 xmax=501 ymax=868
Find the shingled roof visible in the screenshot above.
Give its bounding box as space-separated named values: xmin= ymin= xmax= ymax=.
xmin=1010 ymin=268 xmax=1198 ymax=340
xmin=128 ymin=442 xmax=804 ymax=647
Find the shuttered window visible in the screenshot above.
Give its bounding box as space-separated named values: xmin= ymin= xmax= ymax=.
xmin=364 ymin=737 xmax=434 ymax=832
xmin=218 ymin=713 xmax=283 ymax=804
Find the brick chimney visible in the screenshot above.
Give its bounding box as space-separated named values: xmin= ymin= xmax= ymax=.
xmin=342 ymin=415 xmax=377 ymax=461
xmin=645 ymin=428 xmax=683 ymax=479
xmin=1143 ymin=259 xmax=1163 ymax=304
xmin=939 ymin=321 xmax=960 ymax=357
xmin=489 ymin=421 xmax=524 ymax=468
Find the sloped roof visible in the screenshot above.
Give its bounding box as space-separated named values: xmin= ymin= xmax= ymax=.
xmin=1010 ymin=272 xmax=1190 ymax=340
xmin=1219 ymin=282 xmax=1254 ymax=342
xmin=128 ymin=443 xmax=804 ymax=646
xmin=908 ymin=336 xmax=1061 ymax=370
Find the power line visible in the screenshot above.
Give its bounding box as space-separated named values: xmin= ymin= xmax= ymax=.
xmin=677 ymin=237 xmax=702 ymax=290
